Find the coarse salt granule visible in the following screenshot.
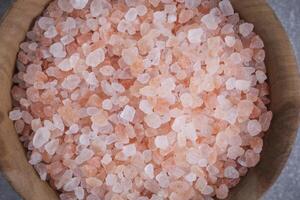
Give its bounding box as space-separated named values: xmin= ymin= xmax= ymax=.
xmin=10 ymin=0 xmax=272 ymax=199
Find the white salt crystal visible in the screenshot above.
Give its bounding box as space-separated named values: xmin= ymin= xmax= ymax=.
xmin=58 ymin=0 xmax=73 ymax=13
xmin=137 ymin=5 xmax=147 ymax=16
xmin=156 ymin=172 xmax=170 ymax=188
xmin=9 ymin=110 xmax=22 ymax=120
xmin=182 ymin=122 xmax=197 ymax=141
xmin=239 ymin=23 xmax=254 ymax=37
xmin=186 ymin=148 xmax=201 ymax=165
xmin=224 ymin=166 xmax=239 ymax=179
xmin=120 ymin=105 xmax=136 ymax=122
xmin=172 ymin=115 xmax=186 ymax=132
xmin=99 ymin=65 xmax=115 ymax=76
xmin=75 ymin=148 xmax=95 ymax=164
xmin=29 ymin=151 xmax=42 ymax=165
xmin=187 ymin=28 xmax=203 ymax=44
xmin=161 ymin=77 xmax=176 ymax=91
xmin=144 ymin=113 xmax=162 ymax=129
xmin=70 ymin=0 xmax=88 ymax=9
xmin=111 ymin=82 xmax=125 ymax=93
xmin=235 ymin=80 xmax=251 ymax=91
xmin=125 ymin=8 xmax=138 ymax=22
xmin=225 ymin=77 xmax=236 ymax=90
xmin=79 ymin=134 xmax=90 ymax=145
xmin=112 ymin=182 xmax=123 ymax=193
xmin=185 ymin=172 xmax=197 ymax=183
xmin=219 ymin=0 xmax=234 ymax=16
xmin=53 ymin=114 xmax=64 ymax=131
xmin=101 ymin=153 xmax=112 ymax=165
xmin=69 ymin=124 xmax=79 ymax=134
xmin=74 ymin=187 xmax=85 ymax=200
xmin=122 ymin=47 xmax=139 ymax=65
xmin=102 ymin=99 xmax=113 ymax=110
xmin=137 ymin=73 xmax=150 ymax=84
xmin=45 ymin=139 xmax=59 ymax=155
xmin=58 ymin=58 xmax=72 ymax=71
xmin=122 ymin=144 xmax=136 ymax=157
xmin=60 ymin=35 xmax=74 ymax=45
xmin=201 ymin=13 xmax=218 ymax=30
xmin=49 ymin=42 xmax=66 ymax=58
xmin=44 ymin=26 xmax=57 ymax=39
xmin=33 ymin=127 xmax=51 ymax=148
xmin=106 ymin=174 xmax=117 ymax=186
xmin=185 ymin=0 xmax=201 ymax=9
xmin=38 ymin=17 xmax=55 ymax=30
xmin=180 ymin=93 xmax=194 ymax=108
xmin=225 ymin=36 xmax=236 ymax=47
xmin=86 ymin=48 xmax=105 ymax=67
xmin=255 ymin=70 xmax=267 ymax=84
xmin=216 ymin=184 xmax=229 ymax=199
xmin=139 ymin=99 xmax=153 ymax=114
xmin=154 ymin=135 xmax=169 ymax=150
xmin=144 ymin=164 xmax=154 ymax=179
xmin=247 ymin=120 xmax=262 ymax=136
xmin=63 ymin=177 xmax=80 ymax=192
xmin=61 ymin=74 xmax=81 ymax=90
xmin=230 ymin=52 xmax=242 ymax=64
xmin=139 ymin=86 xmax=157 ymax=97
xmin=227 ymin=146 xmax=245 ymax=160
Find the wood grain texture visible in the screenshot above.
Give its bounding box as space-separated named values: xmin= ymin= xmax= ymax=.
xmin=0 ymin=0 xmax=299 ymax=200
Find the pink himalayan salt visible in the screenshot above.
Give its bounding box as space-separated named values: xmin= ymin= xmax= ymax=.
xmin=9 ymin=110 xmax=22 ymax=120
xmin=10 ymin=0 xmax=273 ymax=199
xmin=32 ymin=127 xmax=51 ymax=148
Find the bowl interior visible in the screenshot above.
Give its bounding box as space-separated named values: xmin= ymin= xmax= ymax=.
xmin=0 ymin=1 xmax=299 ymax=200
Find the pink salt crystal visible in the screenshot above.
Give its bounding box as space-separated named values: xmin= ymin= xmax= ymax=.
xmin=259 ymin=111 xmax=273 ymax=131
xmin=44 ymin=26 xmax=57 ymax=39
xmin=75 ymin=148 xmax=95 ymax=164
xmin=74 ymin=187 xmax=85 ymax=200
xmin=224 ymin=166 xmax=239 ymax=179
xmin=120 ymin=105 xmax=136 ymax=122
xmin=230 ymin=52 xmax=242 ymax=64
xmin=14 ymin=120 xmax=25 ymax=133
xmin=235 ymin=80 xmax=251 ymax=91
xmin=79 ymin=134 xmax=90 ymax=145
xmin=61 ymin=74 xmax=81 ymax=90
xmin=154 ymin=135 xmax=169 ymax=150
xmin=247 ymin=120 xmax=262 ymax=136
xmin=86 ymin=177 xmax=103 ymax=187
xmin=99 ymin=65 xmax=115 ymax=76
xmin=178 ymin=9 xmax=194 ymax=24
xmin=185 ymin=0 xmax=201 ymax=9
xmin=144 ymin=113 xmax=162 ymax=129
xmin=45 ymin=139 xmax=59 ymax=155
xmin=216 ymin=184 xmax=229 ymax=199
xmin=201 ymin=13 xmax=219 ymax=30
xmin=137 ymin=73 xmax=150 ymax=84
xmin=219 ymin=0 xmax=234 ymax=16
xmin=122 ymin=144 xmax=136 ymax=157
xmin=58 ymin=0 xmax=73 ymax=12
xmin=184 ymin=172 xmax=197 ymax=183
xmin=9 ymin=110 xmax=22 ymax=120
xmin=239 ymin=23 xmax=254 ymax=37
xmin=58 ymin=58 xmax=72 ymax=71
xmin=227 ymin=146 xmax=245 ymax=160
xmin=144 ymin=179 xmax=160 ymax=193
xmin=139 ymin=99 xmax=153 ymax=114
xmin=38 ymin=17 xmax=55 ymax=30
xmin=255 ymin=70 xmax=267 ymax=84
xmin=112 ymin=182 xmax=123 ymax=193
xmin=122 ymin=47 xmax=138 ymax=65
xmin=29 ymin=151 xmax=42 ymax=165
xmin=105 ymin=174 xmax=117 ymax=186
xmin=125 ymin=8 xmax=138 ymax=22
xmin=70 ymin=0 xmax=88 ymax=9
xmin=111 ymin=82 xmax=125 ymax=93
xmin=86 ymin=18 xmax=99 ymax=31
xmin=144 ymin=163 xmax=154 ymax=179
xmin=225 ymin=36 xmax=236 ymax=47
xmin=60 ymin=35 xmax=75 ymax=45
xmin=86 ymin=48 xmax=105 ymax=67
xmin=250 ymin=35 xmax=264 ymax=49
xmin=63 ymin=177 xmax=80 ymax=192
xmin=32 ymin=127 xmax=51 ymax=148
xmin=187 ymin=28 xmax=203 ymax=44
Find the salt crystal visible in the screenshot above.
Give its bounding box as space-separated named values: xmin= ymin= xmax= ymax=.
xmin=60 ymin=35 xmax=75 ymax=45
xmin=32 ymin=127 xmax=51 ymax=148
xmin=111 ymin=82 xmax=125 ymax=93
xmin=102 ymin=99 xmax=113 ymax=110
xmin=180 ymin=93 xmax=194 ymax=108
xmin=86 ymin=177 xmax=103 ymax=188
xmin=44 ymin=26 xmax=58 ymax=39
xmin=224 ymin=166 xmax=239 ymax=179
xmin=185 ymin=0 xmax=201 ymax=9
xmin=106 ymin=174 xmax=117 ymax=186
xmin=49 ymin=42 xmax=66 ymax=58
xmin=75 ymin=148 xmax=94 ymax=164
xmin=144 ymin=113 xmax=162 ymax=129
xmin=45 ymin=139 xmax=59 ymax=155
xmin=70 ymin=0 xmax=88 ymax=9
xmin=74 ymin=187 xmax=85 ymax=200
xmin=225 ymin=36 xmax=236 ymax=47
xmin=187 ymin=28 xmax=203 ymax=44
xmin=255 ymin=70 xmax=267 ymax=84
xmin=184 ymin=172 xmax=197 ymax=183
xmin=235 ymin=80 xmax=251 ymax=91
xmin=239 ymin=23 xmax=254 ymax=37
xmin=144 ymin=163 xmax=154 ymax=179
xmin=125 ymin=8 xmax=138 ymax=22
xmin=120 ymin=105 xmax=136 ymax=122
xmin=86 ymin=48 xmax=105 ymax=67
xmin=247 ymin=120 xmax=262 ymax=136
xmin=227 ymin=146 xmax=245 ymax=160
xmin=29 ymin=151 xmax=42 ymax=165
xmin=139 ymin=86 xmax=157 ymax=97
xmin=38 ymin=17 xmax=55 ymax=30
xmin=156 ymin=172 xmax=170 ymax=188
xmin=122 ymin=47 xmax=139 ymax=65
xmin=250 ymin=36 xmax=264 ymax=49
xmin=230 ymin=52 xmax=242 ymax=64
xmin=216 ymin=184 xmax=229 ymax=199
xmin=154 ymin=135 xmax=169 ymax=150
xmin=99 ymin=65 xmax=115 ymax=76
xmin=137 ymin=73 xmax=150 ymax=84
xmin=201 ymin=13 xmax=218 ymax=30
xmin=58 ymin=58 xmax=72 ymax=71
xmin=122 ymin=144 xmax=136 ymax=157
xmin=259 ymin=111 xmax=272 ymax=131
xmin=63 ymin=177 xmax=80 ymax=192
xmin=139 ymin=99 xmax=153 ymax=114
xmin=136 ymin=5 xmax=147 ymax=16
xmin=9 ymin=110 xmax=22 ymax=120
xmin=101 ymin=153 xmax=112 ymax=165
xmin=61 ymin=74 xmax=81 ymax=90
xmin=219 ymin=0 xmax=234 ymax=16
xmin=58 ymin=0 xmax=73 ymax=13
xmin=79 ymin=134 xmax=90 ymax=145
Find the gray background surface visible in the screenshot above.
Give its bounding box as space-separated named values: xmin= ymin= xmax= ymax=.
xmin=0 ymin=0 xmax=299 ymax=199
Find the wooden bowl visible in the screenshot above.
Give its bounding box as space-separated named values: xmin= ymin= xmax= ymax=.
xmin=0 ymin=0 xmax=299 ymax=200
